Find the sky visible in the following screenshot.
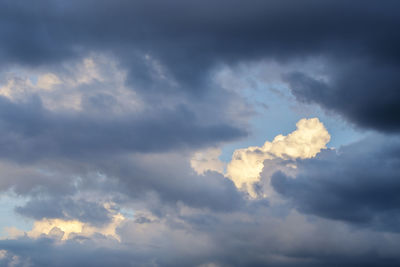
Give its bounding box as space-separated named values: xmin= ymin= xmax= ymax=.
xmin=0 ymin=0 xmax=400 ymax=266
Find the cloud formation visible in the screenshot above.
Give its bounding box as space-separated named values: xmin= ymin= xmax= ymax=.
xmin=0 ymin=0 xmax=399 ymax=132
xmin=0 ymin=0 xmax=400 ymax=266
xmin=272 ymin=135 xmax=400 ymax=231
xmin=0 ymin=56 xmax=248 ymax=163
xmin=226 ymin=118 xmax=330 ymax=196
xmin=284 ymin=61 xmax=400 ymax=132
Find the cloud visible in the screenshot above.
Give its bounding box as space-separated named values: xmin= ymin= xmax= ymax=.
xmin=0 ymin=1 xmax=400 ymax=266
xmin=226 ymin=118 xmax=330 ymax=196
xmin=110 ymin=152 xmax=245 ymax=213
xmin=0 ymin=150 xmax=245 ymax=218
xmin=271 ymin=135 xmax=400 ymax=231
xmin=2 ymin=208 xmax=400 ymax=267
xmin=0 ymin=95 xmax=246 ymax=163
xmin=0 ymin=0 xmax=399 ymax=131
xmin=190 ymin=148 xmax=225 ymax=175
xmin=6 ymin=202 xmax=125 ymax=242
xmin=284 ymin=60 xmax=400 ymax=132
xmin=0 ymin=54 xmax=249 ymax=164
xmin=36 ymin=73 xmax=61 ymax=90
xmin=14 ymin=198 xmax=113 ymax=226
xmin=26 ymin=213 xmax=125 ymax=241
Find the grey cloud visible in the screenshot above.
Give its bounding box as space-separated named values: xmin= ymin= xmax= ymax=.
xmin=0 ymin=96 xmax=246 ymax=162
xmin=0 ymin=237 xmax=135 ymax=267
xmin=1 ymin=1 xmax=400 ymax=266
xmin=284 ymin=61 xmax=400 ymax=132
xmin=2 ymin=209 xmax=400 ymax=267
xmin=15 ymin=197 xmax=113 ymax=226
xmin=101 ymin=154 xmax=246 ymax=213
xmin=0 ymin=151 xmax=245 ymax=215
xmin=1 ymin=0 xmax=400 ymax=130
xmin=271 ymin=135 xmax=400 ymax=231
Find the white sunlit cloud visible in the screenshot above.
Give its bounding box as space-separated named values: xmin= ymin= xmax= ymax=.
xmin=191 ymin=118 xmax=330 ymax=197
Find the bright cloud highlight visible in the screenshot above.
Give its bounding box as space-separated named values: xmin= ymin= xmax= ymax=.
xmin=226 ymin=118 xmax=330 ymax=196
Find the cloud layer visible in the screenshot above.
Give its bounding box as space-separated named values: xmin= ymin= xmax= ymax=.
xmin=0 ymin=0 xmax=400 ymax=266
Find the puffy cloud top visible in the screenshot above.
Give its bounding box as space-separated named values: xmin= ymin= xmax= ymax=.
xmin=227 ymin=118 xmax=330 ymax=195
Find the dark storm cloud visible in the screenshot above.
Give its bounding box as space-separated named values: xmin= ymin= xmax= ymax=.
xmin=271 ymin=135 xmax=400 ymax=231
xmin=0 ymin=95 xmax=246 ymax=162
xmin=1 ymin=0 xmax=400 ymax=130
xmin=284 ymin=61 xmax=400 ymax=132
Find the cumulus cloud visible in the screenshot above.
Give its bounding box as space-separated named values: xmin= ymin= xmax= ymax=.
xmin=226 ymin=118 xmax=330 ymax=196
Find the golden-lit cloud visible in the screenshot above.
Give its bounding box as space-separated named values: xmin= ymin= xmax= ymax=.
xmin=226 ymin=118 xmax=330 ymax=196
xmin=26 ymin=213 xmax=125 ymax=241
xmin=189 ymin=118 xmax=330 ymax=197
xmin=3 ymin=203 xmax=126 ymax=242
